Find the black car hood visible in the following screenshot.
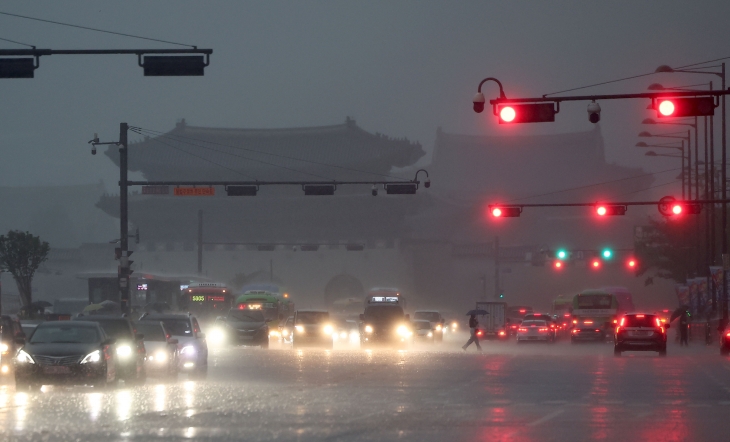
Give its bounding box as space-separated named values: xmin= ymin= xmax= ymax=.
xmin=226 ymin=320 xmax=266 ymax=330
xmin=24 ymin=342 xmax=99 ymax=357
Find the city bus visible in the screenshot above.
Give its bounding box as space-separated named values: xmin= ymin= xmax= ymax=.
xmin=235 ymin=287 xmax=295 ymax=324
xmin=367 ymin=288 xmax=406 ymax=310
xmin=570 ymin=289 xmax=618 ymax=343
xmin=180 ymin=283 xmax=234 ymax=320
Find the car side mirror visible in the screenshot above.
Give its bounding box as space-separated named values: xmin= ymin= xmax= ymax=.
xmin=197 ymin=332 xmax=206 ymax=339
xmin=103 ymin=338 xmax=117 ymax=346
xmin=135 ymin=333 xmax=145 ymax=341
xmin=14 ymin=337 xmax=26 ymax=345
xmin=665 ymin=323 xmax=671 ymax=329
xmin=359 ymin=314 xmax=365 ymax=321
xmin=168 ymin=338 xmax=179 ymax=345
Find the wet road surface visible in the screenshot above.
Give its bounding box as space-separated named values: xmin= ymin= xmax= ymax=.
xmin=2 ymin=335 xmax=730 ymax=441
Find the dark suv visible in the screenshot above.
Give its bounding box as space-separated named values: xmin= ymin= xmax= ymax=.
xmin=140 ymin=313 xmax=208 ymax=376
xmin=293 ymin=310 xmax=333 ymax=349
xmin=614 ymin=313 xmax=668 ymax=357
xmin=74 ymin=315 xmax=146 ymax=384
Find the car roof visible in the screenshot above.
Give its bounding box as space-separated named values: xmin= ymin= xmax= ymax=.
xmin=143 ymin=314 xmax=193 ymax=320
xmin=296 ymin=310 xmax=328 ymax=313
xmin=74 ymin=315 xmax=130 ymax=320
xmin=624 ymin=312 xmax=657 ymax=316
xmin=39 ymin=320 xmax=100 ymax=328
xmin=413 ymin=319 xmax=431 ymax=323
xmin=414 ymin=310 xmax=440 ymax=313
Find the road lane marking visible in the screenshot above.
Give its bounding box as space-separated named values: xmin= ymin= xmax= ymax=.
xmin=527 ymin=409 xmax=565 ymax=427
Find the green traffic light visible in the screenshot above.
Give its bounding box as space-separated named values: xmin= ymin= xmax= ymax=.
xmin=602 ymin=248 xmax=613 ymax=259
xmin=556 ymin=249 xmax=567 ymax=260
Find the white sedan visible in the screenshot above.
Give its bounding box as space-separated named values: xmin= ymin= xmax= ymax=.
xmin=516 ymin=320 xmax=551 ymax=343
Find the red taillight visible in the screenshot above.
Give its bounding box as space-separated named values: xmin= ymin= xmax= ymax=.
xmin=595 ymin=329 xmax=600 ymax=332
xmin=636 ymin=314 xmax=645 ymax=318
xmin=518 ymin=327 xmax=527 ymax=332
xmin=498 ymin=331 xmax=506 ymax=336
xmin=615 ymin=327 xmax=621 ymax=334
xmin=538 ymin=328 xmax=548 ymax=332
xmin=511 ymin=325 xmax=517 ymax=329
xmin=655 ymin=318 xmax=661 ymax=327
xmin=572 ymin=329 xmax=579 ymax=334
xmin=619 ymin=317 xmax=625 ymax=327
xmin=726 ymin=332 xmax=730 ymax=338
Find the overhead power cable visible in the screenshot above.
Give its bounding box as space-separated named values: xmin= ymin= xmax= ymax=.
xmin=130 ymin=127 xmax=334 ymax=181
xmin=0 ymin=11 xmax=196 ymax=48
xmin=0 ymin=36 xmax=35 ymax=47
xmin=505 ymin=167 xmax=682 ymax=203
xmin=129 ymin=128 xmax=257 ymax=180
xmin=132 ymin=125 xmax=409 ymax=181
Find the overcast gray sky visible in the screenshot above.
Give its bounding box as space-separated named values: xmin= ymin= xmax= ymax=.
xmin=1 ymin=1 xmax=729 ymax=196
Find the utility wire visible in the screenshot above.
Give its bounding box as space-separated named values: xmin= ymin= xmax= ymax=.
xmin=131 ymin=127 xmax=334 ymax=181
xmin=543 ymin=55 xmax=730 ymax=97
xmin=129 ymin=128 xmax=257 ymax=180
xmin=505 ymin=167 xmax=682 ymax=203
xmin=132 ymin=125 xmax=409 ymax=181
xmin=615 ymin=180 xmax=679 ymax=198
xmin=0 ymin=36 xmax=34 ymax=47
xmin=0 ymin=11 xmax=195 ymax=48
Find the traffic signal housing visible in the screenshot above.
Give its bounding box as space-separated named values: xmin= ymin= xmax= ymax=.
xmin=655 ymin=97 xmax=715 ymax=118
xmin=497 ymin=103 xmax=556 ymax=124
xmin=658 ymin=201 xmax=702 ymax=216
xmin=595 ymin=204 xmax=627 ymax=216
xmin=490 ymin=206 xmax=522 ymax=218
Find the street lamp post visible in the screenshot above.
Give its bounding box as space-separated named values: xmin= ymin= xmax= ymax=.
xmin=639 ymin=131 xmax=692 ymax=198
xmin=636 ymin=141 xmax=687 ymax=199
xmin=656 ymin=63 xmax=727 ymax=323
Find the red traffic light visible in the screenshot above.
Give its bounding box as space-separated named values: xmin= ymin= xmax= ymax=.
xmin=497 ymin=103 xmax=556 ymax=124
xmin=490 ymin=206 xmax=522 ymax=218
xmin=591 ymin=259 xmax=601 ymax=269
xmin=595 ymin=204 xmax=627 ymax=216
xmin=655 ymin=97 xmax=715 ymax=118
xmin=672 ymin=204 xmax=682 ymax=215
xmin=627 ymin=258 xmax=637 ymax=268
xmin=658 ymin=202 xmax=701 ymax=216
xmin=554 ymin=260 xmax=563 ymax=269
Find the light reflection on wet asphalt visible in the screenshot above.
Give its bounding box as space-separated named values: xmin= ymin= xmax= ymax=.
xmin=2 ymin=336 xmax=730 ymax=441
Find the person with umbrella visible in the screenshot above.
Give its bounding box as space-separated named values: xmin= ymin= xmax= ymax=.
xmin=669 ymin=306 xmax=691 ymax=346
xmin=462 ymin=309 xmax=485 ymax=351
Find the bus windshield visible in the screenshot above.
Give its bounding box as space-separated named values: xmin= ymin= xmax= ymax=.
xmin=575 ymin=294 xmax=613 ymax=309
xmin=364 ymin=305 xmax=404 ymax=320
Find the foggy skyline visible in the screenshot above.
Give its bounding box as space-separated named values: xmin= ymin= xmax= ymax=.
xmin=1 ymin=1 xmax=728 ymax=200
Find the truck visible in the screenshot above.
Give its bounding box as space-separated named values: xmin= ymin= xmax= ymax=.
xmin=570 ymin=289 xmax=619 ymax=343
xmin=475 ymin=301 xmax=508 ymax=340
xmin=359 ymin=294 xmax=412 ymax=348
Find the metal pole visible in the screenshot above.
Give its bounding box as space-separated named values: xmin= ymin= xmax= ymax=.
xmin=711 ymin=81 xmax=716 ymax=269
xmin=119 ymin=122 xmax=130 ymax=315
xmin=721 ymin=62 xmax=727 ymax=323
xmin=197 ymin=209 xmax=203 ymax=275
xmin=682 ymin=141 xmax=686 ymax=200
xmin=687 ymin=135 xmax=692 ymax=204
xmin=706 ymin=115 xmax=715 ymax=312
xmin=494 ymin=236 xmax=500 ymax=299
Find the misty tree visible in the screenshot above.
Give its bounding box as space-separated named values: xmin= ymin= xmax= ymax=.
xmin=634 ymin=217 xmax=696 ymax=283
xmin=0 ymin=230 xmax=50 ymax=310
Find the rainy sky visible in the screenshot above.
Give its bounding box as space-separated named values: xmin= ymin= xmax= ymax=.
xmin=1 ymin=1 xmax=729 ymax=190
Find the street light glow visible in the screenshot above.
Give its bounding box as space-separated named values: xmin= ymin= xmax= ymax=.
xmin=500 ymin=106 xmax=516 ymax=122
xmin=658 ymin=100 xmax=675 ymax=117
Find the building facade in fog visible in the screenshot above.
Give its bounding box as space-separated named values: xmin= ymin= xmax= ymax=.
xmin=83 ymin=120 xmax=671 ymax=311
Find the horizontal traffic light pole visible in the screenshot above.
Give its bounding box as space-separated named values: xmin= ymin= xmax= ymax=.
xmin=491 ymin=199 xmax=730 ymax=208
xmin=127 ymin=179 xmax=421 ymax=186
xmin=490 ymin=198 xmax=730 ymax=218
xmin=487 ymin=89 xmax=730 ymax=106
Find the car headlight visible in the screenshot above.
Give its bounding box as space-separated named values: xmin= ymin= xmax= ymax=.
xmin=151 ymin=351 xmax=167 ymax=363
xmin=427 ymin=332 xmax=433 ymax=337
xmin=116 ymin=345 xmax=132 ymax=358
xmin=435 ymin=325 xmax=442 ymax=331
xmin=295 ymin=325 xmax=304 ymax=333
xmin=80 ymin=350 xmax=101 ymax=364
xmin=0 ymin=342 xmax=8 ymax=353
xmin=16 ymin=349 xmax=35 ymax=364
xmin=323 ymin=324 xmax=334 ymax=335
xmin=282 ymin=328 xmax=289 ymax=336
xmin=209 ymin=328 xmax=225 ymax=344
xmin=180 ymin=345 xmax=196 ymax=356
xmin=397 ymin=325 xmax=410 ymax=337
xmin=364 ymin=325 xmax=373 ymax=334
xmin=340 ymin=331 xmax=347 ymax=339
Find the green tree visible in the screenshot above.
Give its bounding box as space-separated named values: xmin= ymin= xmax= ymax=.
xmin=0 ymin=230 xmax=50 ymax=310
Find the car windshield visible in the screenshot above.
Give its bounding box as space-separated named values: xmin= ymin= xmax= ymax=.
xmin=414 ymin=312 xmax=440 ymax=321
xmin=89 ymin=319 xmax=132 ymax=339
xmin=296 ymin=312 xmax=329 ymax=324
xmin=522 ymin=321 xmax=547 ymax=327
xmin=624 ymin=315 xmax=658 ymax=327
xmin=135 ymin=323 xmax=167 ymax=341
xmin=364 ymin=306 xmax=404 ymax=320
xmin=157 ymin=319 xmax=193 ymax=336
xmin=30 ymin=325 xmax=100 ymax=344
xmin=415 ymin=321 xmax=431 ymax=330
xmin=228 ymin=310 xmax=265 ymax=322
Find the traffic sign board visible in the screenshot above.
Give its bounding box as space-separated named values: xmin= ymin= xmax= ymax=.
xmin=174 ymin=187 xmax=215 ymax=196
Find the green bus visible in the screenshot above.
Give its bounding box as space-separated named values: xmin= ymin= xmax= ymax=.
xmin=570 ymin=289 xmax=619 ymax=343
xmin=235 ymin=290 xmax=294 ymax=324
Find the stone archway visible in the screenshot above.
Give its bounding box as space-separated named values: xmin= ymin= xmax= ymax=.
xmin=324 ymin=273 xmax=365 ymax=306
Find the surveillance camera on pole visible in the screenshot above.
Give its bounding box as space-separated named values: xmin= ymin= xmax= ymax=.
xmin=371 ymin=184 xmax=378 ymax=196
xmin=88 ymin=133 xmax=99 ymax=155
xmin=424 ymin=178 xmax=431 ymax=188
xmin=473 ymin=92 xmax=485 ymax=113
xmin=587 ymin=101 xmax=601 ymax=123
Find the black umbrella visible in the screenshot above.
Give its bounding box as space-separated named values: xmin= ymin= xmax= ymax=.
xmin=30 ymin=300 xmax=52 ymax=308
xmin=669 ymin=306 xmax=690 ymax=322
xmin=466 ymin=309 xmax=489 ymax=316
